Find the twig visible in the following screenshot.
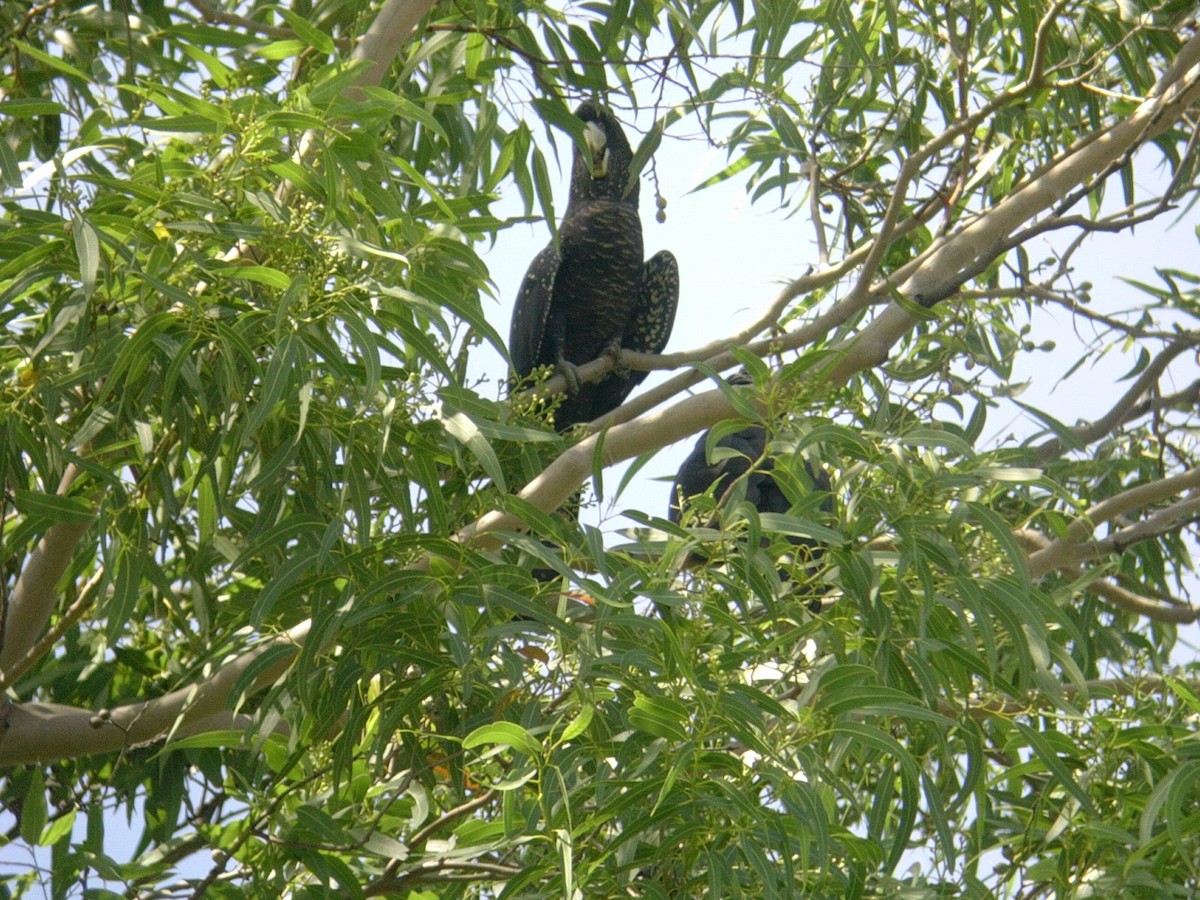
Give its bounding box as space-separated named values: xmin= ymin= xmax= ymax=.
xmin=1034 ymin=338 xmax=1196 ymax=462
xmin=182 ymin=0 xmax=294 ymax=39
xmin=806 ymin=160 xmax=829 ymax=268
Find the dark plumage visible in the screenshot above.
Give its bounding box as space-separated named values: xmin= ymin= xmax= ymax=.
xmin=509 ymin=100 xmax=679 ymax=431
xmin=668 ymin=395 xmax=833 ymax=606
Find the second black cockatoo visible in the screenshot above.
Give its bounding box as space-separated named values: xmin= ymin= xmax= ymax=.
xmin=509 ymin=100 xmax=679 ymax=431
xmin=668 ymin=382 xmax=834 ymax=605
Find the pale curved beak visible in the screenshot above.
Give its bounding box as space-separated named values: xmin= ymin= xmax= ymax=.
xmin=584 ymin=121 xmax=609 ymax=178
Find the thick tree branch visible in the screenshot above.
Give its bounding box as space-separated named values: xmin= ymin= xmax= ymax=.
xmin=354 ymin=0 xmax=439 ymax=94
xmin=0 ymin=465 xmax=92 ymax=674
xmin=1026 ymin=467 xmax=1200 ymax=580
xmin=454 ymin=387 xmax=747 ymax=551
xmin=1124 ymin=378 xmax=1200 ymax=424
xmin=1072 ymin=493 xmax=1200 ymax=566
xmin=821 ymin=30 xmax=1200 ymax=388
xmin=0 ymin=568 xmax=103 ymax=694
xmin=1013 ymin=528 xmax=1198 ymax=623
xmin=0 ymin=621 xmax=309 ymax=765
xmin=1086 ymin=578 xmax=1197 ymax=623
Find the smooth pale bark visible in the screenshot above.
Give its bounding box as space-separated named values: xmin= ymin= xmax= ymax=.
xmin=1 ymin=466 xmax=90 ymax=674
xmin=0 ymin=622 xmax=308 ymax=766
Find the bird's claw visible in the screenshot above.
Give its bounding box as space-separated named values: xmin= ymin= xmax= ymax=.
xmin=604 ymin=340 xmax=630 ymax=377
xmin=557 ymin=359 xmax=582 ymax=395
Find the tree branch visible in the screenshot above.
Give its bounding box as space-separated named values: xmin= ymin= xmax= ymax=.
xmin=277 ymin=0 xmax=437 ymax=201
xmin=1013 ymin=528 xmax=1198 ymax=623
xmin=945 ymin=673 xmax=1200 ymax=719
xmin=1072 ymin=493 xmax=1200 ymax=567
xmin=821 ymin=29 xmax=1200 ymax=388
xmin=454 ymin=387 xmax=748 ymax=551
xmin=1034 ymin=338 xmax=1197 ymax=462
xmin=0 ymin=464 xmax=93 ymax=674
xmin=1026 ymin=467 xmax=1200 ymax=580
xmin=353 ymin=0 xmax=439 ymax=95
xmin=0 ymin=621 xmax=309 ymax=765
xmin=0 ymin=568 xmax=103 ymax=694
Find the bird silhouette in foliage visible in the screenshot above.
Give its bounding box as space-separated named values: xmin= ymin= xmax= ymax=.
xmin=509 ymin=100 xmax=679 ymax=431
xmin=668 ymin=374 xmax=834 ymax=608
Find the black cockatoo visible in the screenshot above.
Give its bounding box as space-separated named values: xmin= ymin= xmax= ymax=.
xmin=509 ymin=100 xmax=678 ymax=431
xmin=668 ymin=380 xmax=834 ymax=606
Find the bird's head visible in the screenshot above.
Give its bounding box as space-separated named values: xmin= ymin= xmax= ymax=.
xmin=570 ymin=100 xmax=636 ymax=203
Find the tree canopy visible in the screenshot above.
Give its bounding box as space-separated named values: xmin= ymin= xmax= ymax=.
xmin=3 ymin=0 xmax=1200 ymax=896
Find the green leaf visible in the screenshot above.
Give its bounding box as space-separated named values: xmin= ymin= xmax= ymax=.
xmin=72 ymin=214 xmax=99 ymax=297
xmin=393 ymin=156 xmax=455 ymax=219
xmin=629 ymin=693 xmax=690 ymax=742
xmin=559 ymin=704 xmax=594 ymax=744
xmin=165 ymin=731 xmax=258 ymax=751
xmin=11 ymin=40 xmax=91 ymax=82
xmin=243 ymin=333 xmax=300 ymax=442
xmin=39 ymin=808 xmax=76 ymax=847
xmin=532 ymin=97 xmax=588 ymax=150
xmin=1141 ymin=759 xmax=1200 ymax=849
xmin=11 ymin=489 xmax=94 ymax=525
xmin=92 ymin=311 xmax=178 ymax=407
xmin=105 ymin=545 xmax=144 ymax=644
xmin=294 ymin=805 xmax=351 ymax=844
xmin=626 ymin=119 xmax=663 ymax=196
xmin=229 ymin=644 xmax=299 ymax=710
xmin=463 ymin=721 xmax=543 ymax=758
xmin=256 ymin=40 xmax=309 ymax=61
xmin=689 ymin=154 xmax=753 ymax=192
xmin=20 ymin=768 xmax=47 ymax=844
xmin=757 ymin=512 xmax=841 ymax=544
xmin=251 ymin=551 xmax=318 ymax=625
xmin=0 ymin=99 xmax=68 ymax=117
xmin=276 ymin=7 xmax=335 ymax=54
xmin=530 ymin=146 xmax=557 ymax=241
xmin=968 ymin=501 xmax=1029 ymax=585
xmin=441 ymin=410 xmax=506 ymax=491
xmin=1014 ymin=723 xmax=1096 ymax=815
xmin=234 ymin=266 xmax=293 ymax=290
xmin=342 ymin=310 xmax=381 ymax=399
xmin=146 ymin=115 xmax=229 ymax=134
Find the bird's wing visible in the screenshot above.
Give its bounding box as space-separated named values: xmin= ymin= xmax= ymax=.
xmin=627 ymin=250 xmax=679 ymax=355
xmin=509 ymin=244 xmax=560 ymax=378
